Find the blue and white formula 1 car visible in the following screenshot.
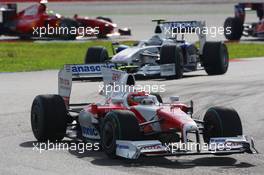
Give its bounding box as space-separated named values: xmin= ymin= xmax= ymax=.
xmin=83 ymin=20 xmax=229 ymax=79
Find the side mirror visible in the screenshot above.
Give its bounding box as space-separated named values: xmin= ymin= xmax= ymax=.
xmin=132 ymin=59 xmax=140 ymax=63
xmin=189 ymin=100 xmax=194 ymax=118
xmin=170 ymin=96 xmax=179 ymax=103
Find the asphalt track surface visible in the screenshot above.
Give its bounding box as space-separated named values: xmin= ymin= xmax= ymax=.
xmin=1 ymin=57 xmax=264 ymax=175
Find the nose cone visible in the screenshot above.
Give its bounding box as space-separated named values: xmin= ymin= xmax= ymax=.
xmin=104 ymin=21 xmax=116 ymax=29
xmin=111 ymin=47 xmax=139 ymax=64
xmin=157 ymin=108 xmax=197 ymax=132
xmin=95 ymin=20 xmax=115 ymax=35
xmin=182 ymin=121 xmax=198 ymax=132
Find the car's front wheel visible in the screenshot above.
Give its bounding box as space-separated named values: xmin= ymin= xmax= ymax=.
xmin=224 ymin=17 xmax=243 ymax=41
xmin=101 ymin=110 xmax=141 ymax=158
xmin=203 ymin=106 xmax=243 ymax=143
xmin=159 ymin=44 xmax=184 ymax=79
xmin=84 ymin=46 xmax=109 ymax=64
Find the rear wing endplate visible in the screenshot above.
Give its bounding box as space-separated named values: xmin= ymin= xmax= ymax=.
xmin=58 ymin=63 xmax=115 ymax=108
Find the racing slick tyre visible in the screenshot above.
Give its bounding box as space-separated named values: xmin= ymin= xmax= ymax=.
xmin=84 ymin=46 xmax=109 ymax=64
xmin=203 ymin=106 xmax=243 ymax=144
xmin=101 ymin=110 xmax=141 ymax=158
xmin=160 ymin=44 xmax=183 ymax=79
xmin=96 ymin=16 xmax=113 ymax=23
xmin=19 ymin=34 xmax=31 ymax=40
xmin=150 ymin=93 xmax=163 ymax=103
xmin=96 ymin=32 xmax=108 ymax=39
xmin=0 ymin=23 xmax=4 ymax=35
xmin=31 ymin=95 xmax=68 ymax=142
xmin=202 ymin=42 xmax=229 ymax=75
xmin=224 ymin=17 xmax=243 ymax=41
xmin=118 ymin=28 xmax=131 ymax=36
xmin=58 ymin=18 xmax=79 ymax=40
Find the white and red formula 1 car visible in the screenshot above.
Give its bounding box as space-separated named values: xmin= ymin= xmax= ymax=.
xmin=31 ymin=65 xmax=258 ymax=159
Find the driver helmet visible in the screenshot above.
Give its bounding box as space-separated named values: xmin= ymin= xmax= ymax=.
xmin=127 ymin=92 xmax=147 ymax=106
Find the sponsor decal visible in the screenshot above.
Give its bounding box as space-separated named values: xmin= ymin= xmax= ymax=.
xmin=141 ymin=144 xmax=163 ymax=151
xmin=59 ymin=77 xmax=70 ymax=86
xmin=81 ymin=126 xmax=99 ymax=138
xmin=71 ymin=64 xmax=115 ymax=74
xmin=164 ymin=21 xmax=199 ymax=29
xmin=117 ymin=144 xmax=129 ymax=149
xmin=227 ymin=142 xmax=243 ymax=147
xmin=160 ymin=64 xmax=175 ymax=76
xmin=210 ymin=138 xmax=227 ymax=143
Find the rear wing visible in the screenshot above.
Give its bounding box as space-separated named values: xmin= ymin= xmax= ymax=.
xmin=156 ymin=20 xmax=206 ymax=54
xmin=0 ymin=3 xmax=17 ymax=12
xmin=162 ymin=21 xmax=205 ymax=33
xmin=0 ymin=3 xmax=17 ymax=24
xmin=235 ymin=3 xmax=264 ymax=11
xmin=68 ymin=63 xmax=115 ymax=80
xmin=235 ymin=3 xmax=264 ymax=21
xmin=58 ymin=63 xmax=134 ymax=108
xmin=58 ymin=63 xmax=115 ymax=107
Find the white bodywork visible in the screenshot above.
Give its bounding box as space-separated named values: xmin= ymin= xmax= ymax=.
xmin=111 ymin=45 xmax=160 ymax=65
xmin=133 ymin=105 xmax=161 ymax=131
xmin=58 ymin=66 xmax=258 ymax=159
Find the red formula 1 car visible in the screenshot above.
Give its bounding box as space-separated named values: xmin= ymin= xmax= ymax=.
xmin=31 ymin=66 xmax=258 ymax=159
xmin=0 ymin=3 xmax=131 ymax=40
xmin=224 ymin=3 xmax=264 ymax=41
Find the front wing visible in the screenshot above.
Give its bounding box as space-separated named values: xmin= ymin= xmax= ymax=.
xmin=116 ymin=135 xmax=258 ymax=159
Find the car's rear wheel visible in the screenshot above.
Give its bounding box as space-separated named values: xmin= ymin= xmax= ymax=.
xmin=84 ymin=46 xmax=109 ymax=64
xmin=31 ymin=94 xmax=68 ymax=142
xmin=19 ymin=34 xmax=31 ymax=40
xmin=58 ymin=18 xmax=79 ymax=40
xmin=160 ymin=44 xmax=183 ymax=79
xmin=96 ymin=31 xmax=108 ymax=39
xmin=224 ymin=17 xmax=243 ymax=41
xmin=101 ymin=110 xmax=141 ymax=158
xmin=0 ymin=23 xmax=5 ymax=35
xmin=118 ymin=28 xmax=131 ymax=36
xmin=202 ymin=42 xmax=229 ymax=75
xmin=203 ymin=106 xmax=243 ymax=143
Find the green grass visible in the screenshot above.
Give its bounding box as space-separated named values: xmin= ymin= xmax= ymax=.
xmin=0 ymin=41 xmax=134 ymax=72
xmin=0 ymin=41 xmax=264 ymax=72
xmin=226 ymin=42 xmax=264 ymax=59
